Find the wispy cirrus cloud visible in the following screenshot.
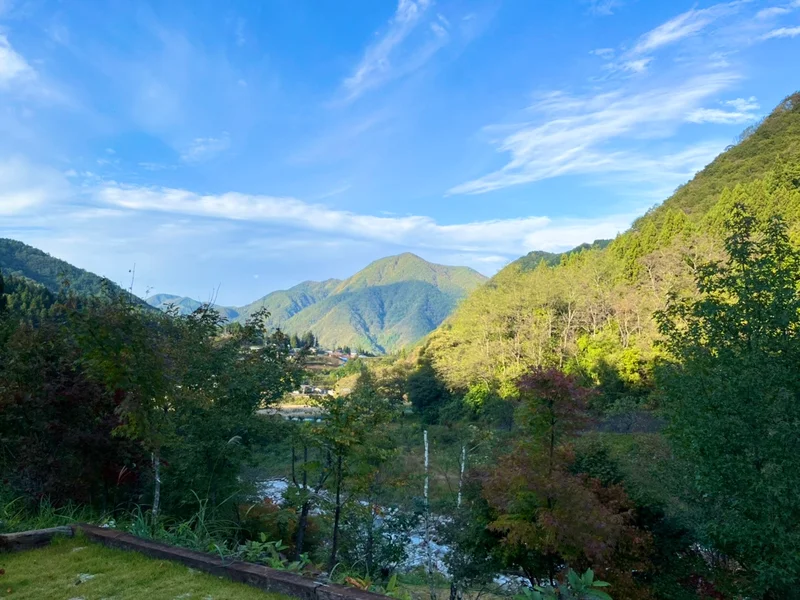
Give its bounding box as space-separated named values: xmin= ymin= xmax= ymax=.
xmin=338 ymin=0 xmax=449 ymax=102
xmin=687 ymin=96 xmax=760 ymax=124
xmin=762 ymin=25 xmax=800 ymax=39
xmin=631 ymin=2 xmax=740 ymax=55
xmin=756 ymin=6 xmax=792 ymax=19
xmin=585 ymin=0 xmax=625 ymax=17
xmin=590 ymin=48 xmax=615 ymax=59
xmin=0 ymin=156 xmax=71 ymax=216
xmin=450 ymin=0 xmax=786 ymax=197
xmin=592 ymin=1 xmax=746 ymax=76
xmin=449 ymin=73 xmax=739 ymax=195
xmin=0 ymin=34 xmax=32 ymax=86
xmin=180 ymin=132 xmax=231 ymax=163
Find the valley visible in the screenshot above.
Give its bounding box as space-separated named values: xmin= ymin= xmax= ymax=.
xmin=1 ymin=1 xmax=799 ymax=596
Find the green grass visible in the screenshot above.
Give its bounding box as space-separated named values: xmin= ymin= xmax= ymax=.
xmin=0 ymin=496 xmax=99 ymax=535
xmin=0 ymin=535 xmax=291 ymax=600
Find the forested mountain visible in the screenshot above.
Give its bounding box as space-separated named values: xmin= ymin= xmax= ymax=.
xmin=149 ymin=253 xmax=487 ymax=353
xmin=235 ymin=279 xmax=342 ymax=325
xmin=426 ymin=93 xmax=800 ymax=403
xmin=0 ymin=238 xmax=137 ymax=301
xmin=276 ymin=254 xmax=487 ymax=352
xmin=283 ymin=280 xmax=461 ymax=353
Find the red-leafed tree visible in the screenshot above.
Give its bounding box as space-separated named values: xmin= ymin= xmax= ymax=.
xmin=483 ymin=368 xmax=653 ymax=598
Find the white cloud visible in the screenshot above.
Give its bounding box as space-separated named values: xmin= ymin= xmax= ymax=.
xmin=0 ymin=33 xmax=70 ymax=104
xmin=686 ymin=108 xmax=751 ymax=124
xmin=448 ymin=0 xmax=788 ymax=197
xmin=687 ymin=95 xmax=760 ymax=124
xmin=762 ymin=26 xmax=800 ymax=39
xmin=95 ymin=182 xmax=633 ymax=255
xmin=591 ymin=48 xmax=615 ymax=59
xmin=621 ymin=58 xmax=652 ymax=73
xmin=756 ymin=6 xmax=791 ymax=19
xmin=586 ymin=0 xmax=624 ymax=16
xmin=340 ymin=0 xmax=447 ymax=101
xmin=449 ymin=73 xmax=738 ymax=195
xmin=180 ymin=132 xmax=231 ymax=163
xmin=0 ymin=34 xmax=34 ymax=86
xmin=0 ymin=157 xmax=70 ymax=216
xmin=725 ymin=96 xmax=759 ymax=111
xmin=631 ymin=2 xmax=739 ymax=55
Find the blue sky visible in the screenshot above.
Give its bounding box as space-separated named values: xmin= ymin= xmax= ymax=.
xmin=1 ymin=0 xmax=798 ymax=305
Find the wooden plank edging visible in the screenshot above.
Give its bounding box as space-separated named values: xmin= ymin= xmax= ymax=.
xmin=74 ymin=524 xmax=387 ymax=600
xmin=0 ymin=526 xmax=73 ymax=552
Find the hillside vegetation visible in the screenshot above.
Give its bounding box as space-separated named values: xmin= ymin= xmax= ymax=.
xmin=0 ymin=238 xmax=135 ymax=300
xmin=510 ymin=239 xmax=612 ymax=273
xmin=426 ymin=93 xmax=800 ymax=401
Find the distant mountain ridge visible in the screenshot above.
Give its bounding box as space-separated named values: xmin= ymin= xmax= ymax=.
xmin=149 ymin=253 xmax=487 ymax=353
xmin=234 ymin=279 xmax=342 ymax=325
xmin=146 ymin=293 xmax=241 ymax=321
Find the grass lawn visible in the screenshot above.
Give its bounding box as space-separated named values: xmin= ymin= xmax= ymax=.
xmin=0 ymin=534 xmax=292 ymax=600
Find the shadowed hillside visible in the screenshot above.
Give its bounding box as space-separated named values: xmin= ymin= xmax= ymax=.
xmin=0 ymin=238 xmax=145 ymax=305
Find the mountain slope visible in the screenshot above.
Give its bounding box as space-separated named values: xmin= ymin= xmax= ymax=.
xmin=284 ymin=280 xmax=463 ymax=353
xmin=634 ymin=92 xmax=800 ymax=228
xmin=0 ymin=238 xmax=139 ymax=302
xmin=235 ymin=279 xmax=341 ymax=326
xmin=426 ymin=92 xmax=800 ymax=395
xmin=280 ymin=254 xmax=486 ymax=352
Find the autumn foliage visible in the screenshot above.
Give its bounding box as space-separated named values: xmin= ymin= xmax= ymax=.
xmin=482 ymin=369 xmax=653 ymax=598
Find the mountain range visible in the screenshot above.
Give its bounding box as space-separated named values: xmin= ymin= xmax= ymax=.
xmin=0 ymin=240 xmax=487 ymax=354
xmin=147 ymin=253 xmax=487 ymax=354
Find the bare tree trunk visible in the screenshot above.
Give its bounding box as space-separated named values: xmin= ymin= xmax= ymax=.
xmin=328 ymin=453 xmax=344 ymax=571
xmin=450 ymin=443 xmax=467 ymax=600
xmin=151 ymin=450 xmax=162 ymax=523
xmin=449 ymin=583 xmax=463 ymax=600
xmin=366 ymin=498 xmax=375 ymax=576
xmin=424 ymin=430 xmax=436 ymax=600
xmin=457 ymin=444 xmax=466 ymax=509
xmin=295 ymin=444 xmax=310 ymax=560
xmin=296 ymin=501 xmax=311 ymax=560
